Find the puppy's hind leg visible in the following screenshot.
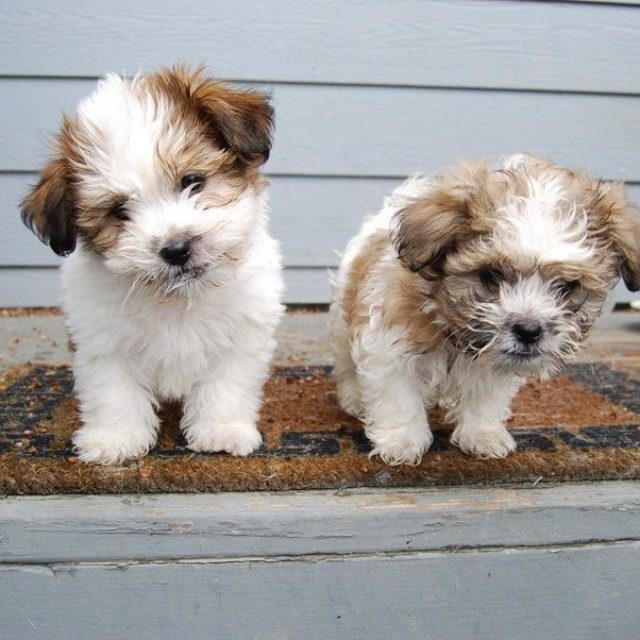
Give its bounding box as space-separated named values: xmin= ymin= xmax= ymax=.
xmin=328 ymin=302 xmax=363 ymax=418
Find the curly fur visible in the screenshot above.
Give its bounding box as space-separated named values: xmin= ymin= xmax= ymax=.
xmin=22 ymin=67 xmax=283 ymax=464
xmin=330 ymin=153 xmax=640 ymax=465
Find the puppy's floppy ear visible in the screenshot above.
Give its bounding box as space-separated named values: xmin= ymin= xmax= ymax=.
xmin=21 ymin=157 xmax=77 ymax=256
xmin=591 ymin=180 xmax=640 ymax=292
xmin=184 ymin=68 xmax=273 ymax=165
xmin=391 ymin=166 xmax=488 ymax=273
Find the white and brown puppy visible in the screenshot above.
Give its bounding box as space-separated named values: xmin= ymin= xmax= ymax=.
xmin=330 ymin=154 xmax=640 ymax=465
xmin=22 ymin=67 xmax=283 ymax=465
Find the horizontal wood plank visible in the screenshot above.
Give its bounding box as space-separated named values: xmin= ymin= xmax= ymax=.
xmin=3 ymin=79 xmax=640 ymax=179
xmin=1 ymin=483 xmax=639 ymax=563
xmin=1 ymin=1 xmax=639 ymax=93
xmin=3 ymin=174 xmax=640 ymax=268
xmin=1 ymin=542 xmax=639 ymax=639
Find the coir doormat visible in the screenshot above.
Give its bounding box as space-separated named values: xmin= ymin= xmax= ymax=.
xmin=1 ymin=362 xmax=640 ymax=494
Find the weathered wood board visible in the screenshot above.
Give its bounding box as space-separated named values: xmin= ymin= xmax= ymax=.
xmin=2 ymin=0 xmax=640 ymax=93
xmin=1 ymin=483 xmax=639 ymax=639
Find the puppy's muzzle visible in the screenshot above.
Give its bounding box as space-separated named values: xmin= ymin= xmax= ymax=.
xmin=160 ymin=240 xmax=191 ymax=267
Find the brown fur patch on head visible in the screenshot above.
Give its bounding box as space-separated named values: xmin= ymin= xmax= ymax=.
xmin=148 ymin=66 xmax=273 ymax=166
xmin=505 ymin=156 xmax=640 ymax=293
xmin=391 ymin=162 xmax=496 ymax=276
xmin=73 ymin=191 xmax=126 ymax=256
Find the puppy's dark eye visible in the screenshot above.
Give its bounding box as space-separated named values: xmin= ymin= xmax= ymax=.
xmin=479 ymin=267 xmax=502 ymax=289
xmin=110 ymin=201 xmax=129 ymax=221
xmin=558 ymin=280 xmax=588 ymax=311
xmin=180 ymin=174 xmax=205 ymax=194
xmin=559 ymin=280 xmax=579 ymax=298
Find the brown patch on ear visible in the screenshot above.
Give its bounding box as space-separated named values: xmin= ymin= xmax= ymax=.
xmin=21 ymin=157 xmax=76 ymax=256
xmin=590 ymin=181 xmax=640 ymax=292
xmin=393 ymin=189 xmax=470 ymax=273
xmin=167 ymin=67 xmax=273 ymax=165
xmin=392 ymin=163 xmax=493 ymax=274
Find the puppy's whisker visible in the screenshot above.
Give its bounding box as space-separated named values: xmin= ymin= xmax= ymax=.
xmin=121 ymin=272 xmax=150 ymax=307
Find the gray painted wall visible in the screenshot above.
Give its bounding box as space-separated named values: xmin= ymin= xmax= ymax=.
xmin=1 ymin=0 xmax=640 ymax=304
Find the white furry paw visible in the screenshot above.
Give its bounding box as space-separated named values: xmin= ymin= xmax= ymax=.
xmin=451 ymin=426 xmax=517 ymax=459
xmin=72 ymin=425 xmax=157 ymax=465
xmin=368 ymin=424 xmax=433 ymax=466
xmin=185 ymin=421 xmax=263 ymax=456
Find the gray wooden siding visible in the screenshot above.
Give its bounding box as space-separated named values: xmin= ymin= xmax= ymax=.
xmin=1 ymin=0 xmax=640 ymax=304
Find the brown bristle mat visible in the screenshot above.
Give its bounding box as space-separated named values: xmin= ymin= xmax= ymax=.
xmin=1 ymin=362 xmax=640 ymax=494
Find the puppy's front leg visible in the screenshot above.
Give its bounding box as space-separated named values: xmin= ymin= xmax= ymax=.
xmin=72 ymin=356 xmax=159 ymax=465
xmin=450 ymin=368 xmax=524 ymax=458
xmin=356 ymin=336 xmax=433 ymax=466
xmin=181 ymin=345 xmax=270 ymax=456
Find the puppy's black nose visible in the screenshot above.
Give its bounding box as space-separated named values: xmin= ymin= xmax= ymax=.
xmin=160 ymin=240 xmax=191 ymax=266
xmin=512 ymin=320 xmax=543 ymax=344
